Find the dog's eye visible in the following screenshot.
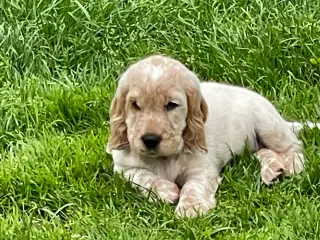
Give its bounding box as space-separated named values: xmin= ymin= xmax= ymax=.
xmin=132 ymin=101 xmax=140 ymax=110
xmin=166 ymin=102 xmax=179 ymax=111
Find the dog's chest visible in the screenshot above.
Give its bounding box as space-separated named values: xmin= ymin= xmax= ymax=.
xmin=149 ymin=158 xmax=181 ymax=182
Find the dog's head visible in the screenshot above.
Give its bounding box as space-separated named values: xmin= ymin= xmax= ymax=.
xmin=107 ymin=55 xmax=208 ymax=158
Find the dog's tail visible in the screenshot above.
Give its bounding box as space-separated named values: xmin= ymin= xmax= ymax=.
xmin=287 ymin=121 xmax=320 ymax=136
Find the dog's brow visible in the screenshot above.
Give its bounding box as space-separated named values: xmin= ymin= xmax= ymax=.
xmin=167 ymin=92 xmax=185 ymax=103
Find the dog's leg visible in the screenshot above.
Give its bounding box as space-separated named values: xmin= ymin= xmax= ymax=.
xmin=122 ymin=168 xmax=180 ymax=204
xmin=175 ymin=158 xmax=221 ymax=218
xmin=254 ymin=117 xmax=305 ymax=184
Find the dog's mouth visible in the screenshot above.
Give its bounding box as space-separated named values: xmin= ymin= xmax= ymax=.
xmin=138 ymin=148 xmax=173 ymax=159
xmin=140 ymin=149 xmax=158 ymax=156
xmin=139 ymin=151 xmax=172 ymax=161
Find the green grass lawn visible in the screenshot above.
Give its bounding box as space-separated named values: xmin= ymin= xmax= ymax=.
xmin=0 ymin=0 xmax=320 ymax=239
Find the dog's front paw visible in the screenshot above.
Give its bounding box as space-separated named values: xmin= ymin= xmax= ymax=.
xmin=151 ymin=179 xmax=180 ymax=204
xmin=174 ymin=196 xmax=216 ymax=218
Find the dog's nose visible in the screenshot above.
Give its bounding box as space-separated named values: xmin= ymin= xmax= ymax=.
xmin=141 ymin=134 xmax=162 ymax=150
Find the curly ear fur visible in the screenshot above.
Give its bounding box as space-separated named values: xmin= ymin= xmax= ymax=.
xmin=107 ymin=86 xmax=130 ymax=153
xmin=182 ymin=81 xmax=208 ymax=153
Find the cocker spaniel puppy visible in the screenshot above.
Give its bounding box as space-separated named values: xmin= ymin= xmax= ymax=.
xmin=107 ymin=54 xmax=319 ymax=218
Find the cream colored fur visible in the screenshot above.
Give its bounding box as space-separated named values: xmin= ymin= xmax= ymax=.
xmin=107 ymin=55 xmax=319 ymax=218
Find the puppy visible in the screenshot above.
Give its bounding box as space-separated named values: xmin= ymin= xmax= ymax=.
xmin=107 ymin=54 xmax=319 ymax=218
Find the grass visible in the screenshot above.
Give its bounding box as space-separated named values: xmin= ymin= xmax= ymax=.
xmin=0 ymin=0 xmax=320 ymax=239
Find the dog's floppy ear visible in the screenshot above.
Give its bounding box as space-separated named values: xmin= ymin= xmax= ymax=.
xmin=182 ymin=72 xmax=208 ymax=153
xmin=107 ymin=82 xmax=130 ymax=153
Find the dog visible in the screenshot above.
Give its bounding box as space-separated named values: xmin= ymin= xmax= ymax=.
xmin=106 ymin=54 xmax=319 ymax=218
